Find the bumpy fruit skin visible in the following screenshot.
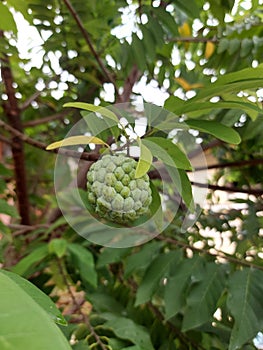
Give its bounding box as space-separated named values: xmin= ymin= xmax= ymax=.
xmin=87 ymin=154 xmax=152 ymax=224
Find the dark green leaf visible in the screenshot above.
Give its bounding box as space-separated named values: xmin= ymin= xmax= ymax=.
xmin=227 ymin=268 xmax=263 ymax=350
xmin=164 ymin=255 xmax=204 ymax=319
xmin=185 ymin=119 xmax=241 ymax=144
xmin=182 ymin=263 xmax=226 ymax=331
xmin=240 ymin=38 xmax=253 ymax=58
xmin=135 ymin=251 xmax=179 ymax=306
xmin=174 ymin=0 xmax=200 ymax=18
xmin=124 ymin=240 xmax=164 ymax=278
xmin=0 ymin=198 xmax=20 ymax=218
xmin=96 ymin=247 xmax=131 ymax=268
xmin=103 ymin=314 xmax=154 ymax=350
xmin=12 ymin=244 xmax=49 ymax=276
xmin=67 ymin=243 xmax=97 ymax=288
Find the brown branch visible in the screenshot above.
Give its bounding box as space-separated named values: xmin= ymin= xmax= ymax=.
xmin=149 ymin=168 xmax=263 ymax=196
xmin=147 ymin=302 xmax=206 ymax=350
xmin=56 ymin=258 xmax=108 ymax=350
xmin=62 ymin=0 xmax=121 ymax=101
xmin=19 ymin=90 xmax=43 ymax=111
xmin=117 ymin=64 xmax=141 ymax=103
xmin=194 ymin=158 xmax=263 ymax=171
xmin=188 ymin=139 xmax=223 ymax=159
xmin=23 ymin=110 xmax=71 ymax=128
xmin=0 ymin=134 xmax=13 ymax=146
xmin=192 ymin=181 xmax=263 ymax=197
xmin=0 ymin=31 xmax=31 ymax=225
xmin=0 ymin=119 xmax=100 ymax=161
xmin=156 ymin=235 xmax=263 ymax=271
xmin=168 ymin=36 xmax=219 ymax=43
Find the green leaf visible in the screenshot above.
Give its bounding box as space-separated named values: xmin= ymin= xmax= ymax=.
xmin=149 ymin=181 xmax=164 ymax=231
xmin=46 ymin=135 xmax=109 ymax=150
xmin=132 ymin=34 xmax=147 ymax=71
xmin=182 ymin=263 xmax=226 ymax=331
xmin=49 ymin=239 xmax=68 ymax=258
xmin=240 ymin=38 xmax=253 ymax=58
xmin=0 ymin=271 xmax=71 ymax=350
xmin=185 ymin=119 xmax=241 ymax=144
xmin=0 ymin=3 xmax=17 ymax=33
xmin=81 ymin=110 xmax=120 ymax=142
xmin=228 ymin=38 xmax=241 ymax=55
xmin=142 ymin=137 xmax=192 ymax=170
xmin=96 ymin=247 xmax=131 ymax=268
xmin=164 ymin=255 xmax=204 ymax=320
xmin=88 ymin=293 xmax=124 ymax=314
xmin=67 ymin=243 xmax=97 ymax=288
xmin=103 ymin=314 xmax=154 ymax=350
xmin=0 ymin=163 xmax=13 ymax=177
xmin=135 ymin=137 xmax=153 ymax=178
xmin=227 ymin=268 xmax=263 ymax=350
xmin=217 ymin=38 xmax=229 ymax=54
xmin=0 ymin=270 xmax=67 ymax=326
xmin=63 ymin=102 xmax=119 ymax=123
xmin=166 ymin=167 xmax=194 ymax=211
xmin=174 ymin=0 xmax=200 ymax=18
xmin=12 ymin=244 xmax=49 ymax=276
xmin=5 ymin=0 xmax=33 ymax=24
xmin=0 ymin=198 xmax=20 ymax=218
xmin=135 ymin=251 xmax=179 ymax=306
xmin=124 ymin=240 xmax=164 ymax=278
xmin=141 ymin=26 xmax=156 ymax=61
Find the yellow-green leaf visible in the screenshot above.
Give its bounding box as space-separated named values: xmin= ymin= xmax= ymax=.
xmin=63 ymin=102 xmax=119 ymax=123
xmin=46 ymin=135 xmax=109 ymax=150
xmin=135 ymin=138 xmax=153 ymax=178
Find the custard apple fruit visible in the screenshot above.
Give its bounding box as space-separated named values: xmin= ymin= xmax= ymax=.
xmin=87 ymin=154 xmax=152 ymax=223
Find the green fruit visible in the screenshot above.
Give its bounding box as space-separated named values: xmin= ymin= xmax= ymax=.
xmin=87 ymin=154 xmax=152 ymax=224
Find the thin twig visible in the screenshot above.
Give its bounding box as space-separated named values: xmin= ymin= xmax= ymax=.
xmin=192 ymin=181 xmax=263 ymax=197
xmin=62 ymin=0 xmax=121 ymax=101
xmin=56 ymin=258 xmax=108 ymax=350
xmin=194 ymin=158 xmax=263 ymax=171
xmin=147 ymin=302 xmax=206 ymax=350
xmin=0 ymin=134 xmax=13 ymax=145
xmin=168 ymin=36 xmax=219 ymax=43
xmin=19 ymin=90 xmax=43 ymax=111
xmin=155 ymin=235 xmax=263 ymax=271
xmin=23 ymin=110 xmax=71 ymax=127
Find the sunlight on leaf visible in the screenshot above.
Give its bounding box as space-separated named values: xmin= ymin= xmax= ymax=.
xmin=63 ymin=102 xmax=119 ymax=123
xmin=135 ymin=137 xmax=153 ymax=178
xmin=46 ymin=135 xmax=109 ymax=150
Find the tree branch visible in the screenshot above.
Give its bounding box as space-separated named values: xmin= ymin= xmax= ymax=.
xmin=62 ymin=0 xmax=121 ymax=101
xmin=0 ymin=31 xmax=31 ymax=225
xmin=0 ymin=119 xmax=100 ymax=161
xmin=56 ymin=258 xmax=108 ymax=350
xmin=156 ymin=235 xmax=263 ymax=272
xmin=23 ymin=110 xmax=71 ymax=128
xmin=117 ymin=64 xmax=141 ymax=103
xmin=168 ymin=36 xmax=219 ymax=43
xmin=19 ymin=90 xmax=43 ymax=111
xmin=194 ymin=158 xmax=263 ymax=171
xmin=192 ymin=181 xmax=263 ymax=197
